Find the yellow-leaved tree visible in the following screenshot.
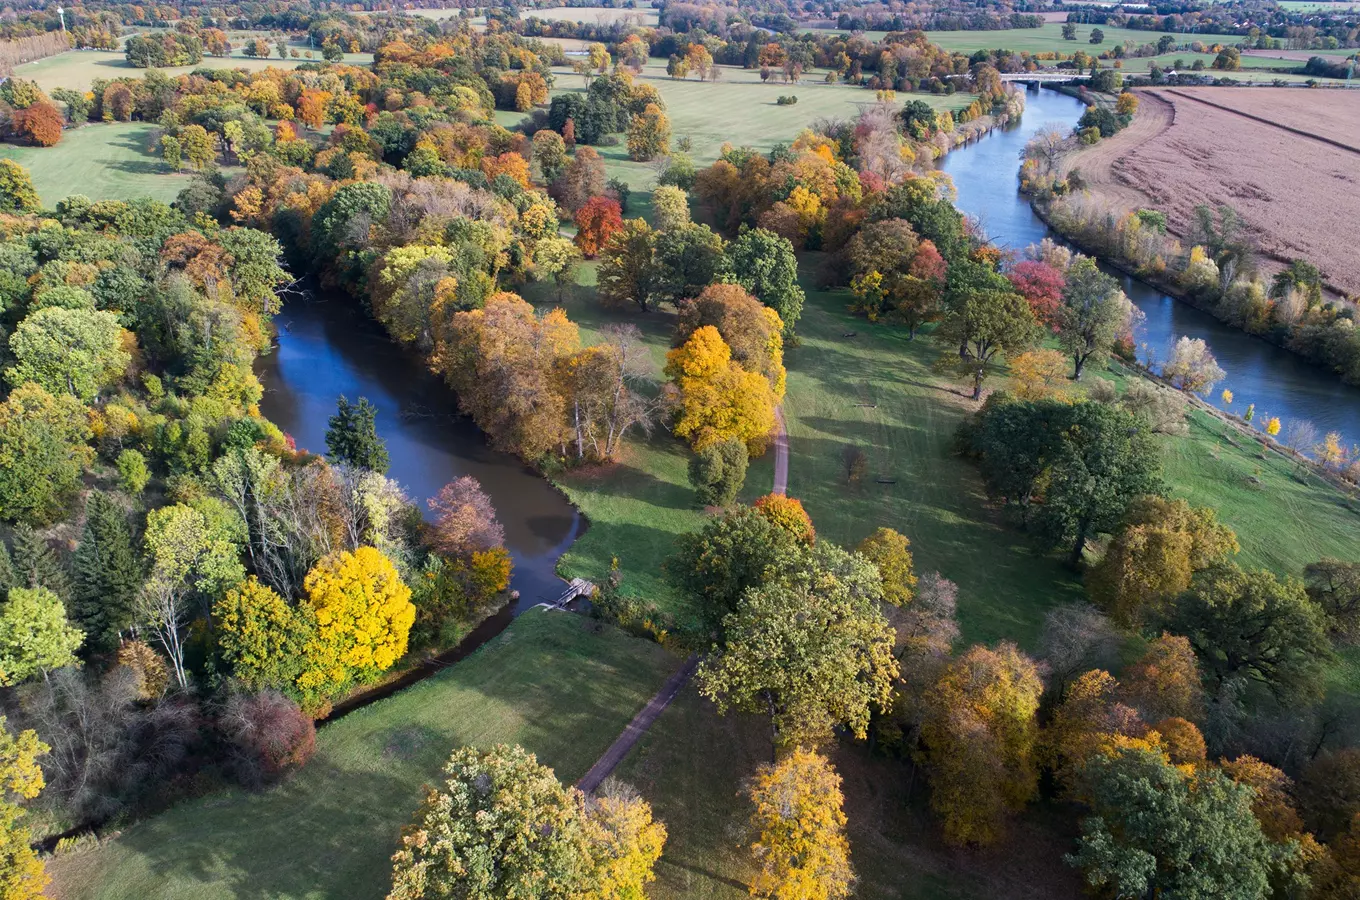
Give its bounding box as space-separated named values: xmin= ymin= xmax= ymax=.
xmin=298 ymin=547 xmax=414 ymax=702
xmin=581 ymin=783 xmax=668 ymax=900
xmin=0 ymin=717 xmax=49 ymax=900
xmin=746 ymin=748 xmax=854 ymax=900
xmin=665 ymin=326 xmax=776 ymax=454
xmin=919 ymin=642 xmax=1043 ymax=846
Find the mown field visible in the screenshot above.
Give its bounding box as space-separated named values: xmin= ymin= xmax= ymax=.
xmin=13 ymin=41 xmax=373 ymax=94
xmin=48 ymin=611 xmax=680 ymax=900
xmin=0 ymin=122 xmax=187 ymax=205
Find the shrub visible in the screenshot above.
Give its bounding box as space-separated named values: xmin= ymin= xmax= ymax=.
xmin=776 ymin=95 xmax=798 ymax=105
xmin=221 ymin=689 xmax=317 ymax=788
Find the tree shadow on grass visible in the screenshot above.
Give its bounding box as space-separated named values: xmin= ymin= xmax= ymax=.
xmin=104 ymin=617 xmax=680 ymax=899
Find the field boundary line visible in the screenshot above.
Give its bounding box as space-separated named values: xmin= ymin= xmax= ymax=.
xmin=1162 ymin=88 xmax=1360 ymax=156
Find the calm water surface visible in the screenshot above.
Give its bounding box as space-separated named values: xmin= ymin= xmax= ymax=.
xmin=256 ymin=291 xmax=583 ymax=611
xmin=939 ymin=86 xmax=1360 ymax=447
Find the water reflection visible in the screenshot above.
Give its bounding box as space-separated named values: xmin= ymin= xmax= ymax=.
xmin=256 ymin=289 xmax=582 ymax=611
xmin=939 ymin=86 xmax=1360 ymax=446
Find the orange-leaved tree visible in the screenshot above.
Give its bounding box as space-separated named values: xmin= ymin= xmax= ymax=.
xmin=753 ymin=493 xmax=814 ymax=543
xmin=13 ymin=101 xmax=62 ymax=147
xmin=574 ymin=196 xmax=623 ymax=257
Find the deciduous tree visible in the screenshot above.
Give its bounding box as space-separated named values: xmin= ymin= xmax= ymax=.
xmin=7 ymin=306 xmax=129 ymax=401
xmin=574 ymin=197 xmax=623 ymax=258
xmin=297 ymin=547 xmax=414 ymax=701
xmin=1304 ymin=558 xmax=1360 ymax=645
xmin=729 ymin=228 xmax=805 ymax=336
xmin=1165 ymin=564 xmax=1331 ymax=702
xmin=580 ymin=781 xmax=667 ymax=900
xmin=746 ymin=749 xmax=854 ymax=900
xmin=934 ymin=286 xmax=1040 ymax=400
xmin=1057 ymin=257 xmax=1133 ymax=380
xmin=0 ymin=717 xmax=49 ymax=900
xmin=1067 ymin=747 xmax=1283 ymax=900
xmin=0 ymin=384 xmax=93 ymax=525
xmin=665 ymin=326 xmax=776 ymax=454
xmin=1087 ymin=496 xmax=1239 ymax=627
xmin=596 ymin=219 xmax=656 ymax=311
xmin=0 ymin=587 xmax=82 ymax=685
xmin=698 ymin=542 xmax=898 ymax=749
xmin=428 ymin=477 xmax=505 ymax=559
xmin=387 ymin=744 xmax=592 ymax=900
xmin=215 ymin=577 xmax=313 ymax=697
xmin=856 ymin=528 xmax=916 ymax=607
xmin=1118 ymin=633 xmax=1205 ymax=724
xmin=1162 ymin=336 xmax=1225 ymax=394
xmin=13 ymin=101 xmax=62 ymax=147
xmin=688 ymin=439 xmax=748 ymax=507
xmin=920 ymin=642 xmax=1042 ymax=845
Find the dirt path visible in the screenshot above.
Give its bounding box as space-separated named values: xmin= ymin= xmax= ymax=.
xmin=772 ymin=407 xmax=789 ymax=496
xmin=1057 ymin=89 xmax=1174 ymax=214
xmin=577 ymin=654 xmax=700 ymax=794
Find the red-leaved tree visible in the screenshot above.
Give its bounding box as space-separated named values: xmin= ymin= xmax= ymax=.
xmin=222 ymin=690 xmax=317 ymax=787
xmin=1008 ymin=260 xmax=1066 ymax=330
xmin=574 ymin=196 xmax=623 ymax=258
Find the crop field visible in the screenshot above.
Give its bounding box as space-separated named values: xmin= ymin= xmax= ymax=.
xmin=522 ymin=5 xmax=659 ymax=25
xmin=0 ymin=122 xmax=188 ymax=205
xmin=47 ymin=611 xmax=679 ymax=900
xmin=12 ymin=42 xmax=373 ymax=93
xmin=1060 ymin=87 xmax=1360 ymax=296
xmin=831 ymin=22 xmax=1246 ymax=56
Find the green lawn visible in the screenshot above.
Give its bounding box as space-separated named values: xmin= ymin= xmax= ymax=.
xmin=48 ymin=611 xmax=681 ymax=900
xmin=13 ymin=42 xmax=373 ymax=93
xmin=896 ymin=22 xmax=1245 ymax=56
xmin=0 ymin=122 xmax=189 ymax=205
xmin=616 ymin=681 xmax=1085 ymax=900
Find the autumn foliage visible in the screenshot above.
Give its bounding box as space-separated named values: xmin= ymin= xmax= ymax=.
xmin=747 ymin=749 xmax=855 ymax=900
xmin=665 ymin=326 xmax=776 ymax=454
xmin=574 ymin=196 xmax=623 ymax=258
xmin=13 ymin=101 xmax=62 ymax=147
xmin=753 ymin=493 xmax=815 ymax=543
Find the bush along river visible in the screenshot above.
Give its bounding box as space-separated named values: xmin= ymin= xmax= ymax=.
xmin=256 ymin=289 xmax=585 ymax=714
xmin=939 ymin=86 xmax=1360 ymax=448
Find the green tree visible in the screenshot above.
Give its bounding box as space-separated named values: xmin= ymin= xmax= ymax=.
xmin=935 ymin=286 xmax=1041 ymax=400
xmin=730 ymin=228 xmax=805 ymax=336
xmin=160 ymin=134 xmax=182 ymax=172
xmin=697 ymin=541 xmax=898 ymax=749
xmin=1164 ymin=563 xmax=1331 ymax=702
xmin=1030 ymin=402 xmax=1163 ymax=566
xmin=71 ymin=492 xmax=141 ymax=653
xmin=326 ymin=395 xmax=390 ymax=474
xmin=116 ymin=448 xmax=150 ymax=495
xmin=0 ymin=161 xmax=39 ymax=214
xmin=1068 ymin=747 xmax=1284 ymax=900
xmin=533 ymin=237 xmax=582 ymax=302
xmin=651 ymin=223 xmax=727 ymax=308
xmin=6 ymin=307 xmax=129 ymax=401
xmin=1304 ymin=558 xmax=1360 ymax=644
xmin=1057 ymin=258 xmax=1132 ymax=380
xmin=650 ymin=184 xmax=691 ymax=232
xmin=388 ymin=744 xmax=591 ymax=900
xmin=687 ymin=438 xmax=748 ymax=508
xmin=214 ymin=576 xmax=314 ymax=697
xmin=10 ymin=525 xmax=70 ymax=602
xmin=596 ymin=218 xmax=657 ymax=311
xmin=669 ymin=505 xmax=799 ymax=639
xmin=0 ymin=587 xmax=83 ymax=684
xmin=625 ymin=103 xmax=670 ymax=162
xmin=1089 ymin=27 xmax=1105 ymax=43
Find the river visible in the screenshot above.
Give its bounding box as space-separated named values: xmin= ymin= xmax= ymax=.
xmin=256 ymin=290 xmax=583 ymax=611
xmin=939 ymin=86 xmax=1360 ymax=447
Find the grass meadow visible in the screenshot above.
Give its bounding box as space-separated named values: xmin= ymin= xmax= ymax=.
xmin=0 ymin=122 xmax=187 ymax=205
xmin=13 ymin=42 xmax=373 ymax=94
xmin=47 ymin=610 xmax=680 ymax=900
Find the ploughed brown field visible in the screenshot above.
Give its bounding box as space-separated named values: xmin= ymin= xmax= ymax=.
xmin=1058 ymin=87 xmax=1360 ymax=297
